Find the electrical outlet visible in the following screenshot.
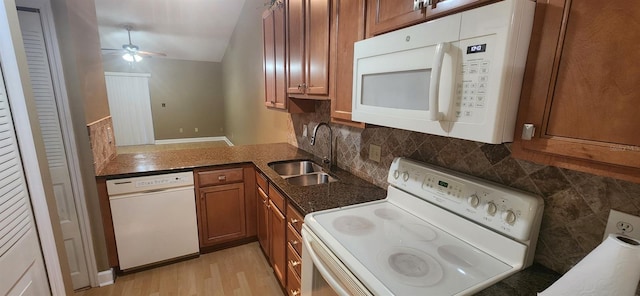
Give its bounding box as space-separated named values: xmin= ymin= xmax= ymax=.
xmin=603 ymin=210 xmax=640 ymax=241
xmin=195 ymin=127 xmax=199 ymax=133
xmin=179 ymin=128 xmax=183 ymax=133
xmin=369 ymin=144 xmax=381 ymax=162
xmin=303 ymin=125 xmax=308 ymax=137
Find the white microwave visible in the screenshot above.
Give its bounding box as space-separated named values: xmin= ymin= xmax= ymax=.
xmin=352 ymin=0 xmax=535 ymax=144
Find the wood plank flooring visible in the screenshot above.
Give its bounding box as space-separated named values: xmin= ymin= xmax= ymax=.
xmin=76 ymin=242 xmax=283 ymax=296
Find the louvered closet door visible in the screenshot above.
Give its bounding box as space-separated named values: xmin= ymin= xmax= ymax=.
xmin=0 ymin=65 xmax=50 ymax=295
xmin=18 ymin=9 xmax=90 ymax=289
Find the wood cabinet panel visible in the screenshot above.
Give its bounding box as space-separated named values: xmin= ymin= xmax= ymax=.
xmin=256 ymin=171 xmax=268 ymax=192
xmin=263 ymin=9 xmax=278 ymax=107
xmin=269 ymin=183 xmax=286 ymax=212
xmin=287 ymin=0 xmax=331 ymax=97
xmin=198 ymin=183 xmax=246 ymax=247
xmin=305 ymin=0 xmax=331 ymax=95
xmin=197 ymin=168 xmax=243 ymax=187
xmin=329 ymin=0 xmax=366 ymax=127
xmin=366 ymin=0 xmax=497 ymax=37
xmin=270 ymin=199 xmax=287 ymax=287
xmin=286 ymin=203 xmax=304 ymax=234
xmin=287 ymin=223 xmax=302 ymax=255
xmin=287 ymin=242 xmax=302 ymax=278
xmin=257 ymin=187 xmax=270 ymax=257
xmin=286 ymin=262 xmax=301 ymax=296
xmin=512 ymin=0 xmax=640 ymax=182
xmin=287 ymin=0 xmax=306 ymax=94
xmin=367 ymin=0 xmax=424 ymax=37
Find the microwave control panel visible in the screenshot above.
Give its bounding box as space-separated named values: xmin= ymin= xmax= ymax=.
xmin=454 ymin=35 xmax=496 ymax=124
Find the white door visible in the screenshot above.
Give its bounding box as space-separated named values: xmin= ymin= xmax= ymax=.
xmin=104 ymin=72 xmax=154 ymax=146
xmin=0 ymin=64 xmax=50 ymax=295
xmin=17 ymin=9 xmax=90 ymax=289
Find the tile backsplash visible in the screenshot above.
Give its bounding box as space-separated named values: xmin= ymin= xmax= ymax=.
xmin=286 ymin=101 xmax=640 ymax=274
xmin=87 ymin=116 xmax=116 ymax=174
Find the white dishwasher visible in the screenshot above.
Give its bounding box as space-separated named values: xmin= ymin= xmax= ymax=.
xmin=107 ymin=171 xmax=199 ymax=270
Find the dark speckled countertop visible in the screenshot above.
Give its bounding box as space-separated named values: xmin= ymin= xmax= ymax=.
xmin=97 ymin=142 xmax=560 ymax=294
xmin=97 ymin=143 xmax=387 ymax=214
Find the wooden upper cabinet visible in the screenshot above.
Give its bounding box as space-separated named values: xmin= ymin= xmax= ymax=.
xmin=512 ymin=0 xmax=640 ymax=183
xmin=287 ymin=0 xmax=331 ymax=97
xmin=329 ymin=0 xmax=366 ymax=128
xmin=263 ymin=4 xmax=287 ymax=109
xmin=366 ymin=0 xmax=498 ymax=37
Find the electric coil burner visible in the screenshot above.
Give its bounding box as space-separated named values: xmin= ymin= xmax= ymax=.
xmin=301 ymin=157 xmax=544 ymax=295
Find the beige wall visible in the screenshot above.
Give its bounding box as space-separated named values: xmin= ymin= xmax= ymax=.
xmin=221 ymin=0 xmax=290 ymax=145
xmin=51 ymin=0 xmax=110 ymax=270
xmin=102 ymin=57 xmax=226 ymax=140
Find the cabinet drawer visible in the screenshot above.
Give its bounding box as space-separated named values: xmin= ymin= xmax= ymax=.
xmin=287 ymin=242 xmax=302 ymax=277
xmin=287 ymin=261 xmax=301 ymax=296
xmin=269 ymin=184 xmax=285 ymax=212
xmin=256 ymin=171 xmax=268 ymax=192
xmin=198 ymin=168 xmax=243 ymax=186
xmin=286 ymin=203 xmax=304 ymax=235
xmin=287 ymin=223 xmax=302 ymax=255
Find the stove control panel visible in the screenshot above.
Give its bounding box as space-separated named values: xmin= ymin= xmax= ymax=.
xmin=388 ymin=157 xmax=544 ymax=242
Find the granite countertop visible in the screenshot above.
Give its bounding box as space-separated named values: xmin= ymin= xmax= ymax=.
xmin=97 ymin=142 xmax=560 ymax=294
xmin=97 ymin=142 xmax=387 ymax=214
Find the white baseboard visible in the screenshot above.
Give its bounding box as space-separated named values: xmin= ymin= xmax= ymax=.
xmin=97 ymin=269 xmax=114 ymax=287
xmin=154 ymin=136 xmax=234 ymax=146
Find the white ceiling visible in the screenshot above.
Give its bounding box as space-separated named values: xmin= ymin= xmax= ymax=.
xmin=94 ymin=0 xmax=247 ymax=63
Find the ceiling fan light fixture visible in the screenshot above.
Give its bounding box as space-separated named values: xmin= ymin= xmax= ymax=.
xmin=122 ymin=52 xmax=142 ymax=62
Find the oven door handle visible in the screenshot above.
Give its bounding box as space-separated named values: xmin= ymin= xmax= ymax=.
xmin=303 ymin=236 xmax=352 ymax=296
xmin=429 ymin=42 xmax=450 ymax=121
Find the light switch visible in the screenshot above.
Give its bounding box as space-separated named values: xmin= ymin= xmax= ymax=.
xmin=369 ymin=144 xmax=381 ymax=163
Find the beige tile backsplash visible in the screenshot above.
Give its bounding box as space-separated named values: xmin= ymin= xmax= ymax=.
xmin=87 ymin=116 xmax=116 ymax=174
xmin=287 ymin=101 xmax=640 ymax=274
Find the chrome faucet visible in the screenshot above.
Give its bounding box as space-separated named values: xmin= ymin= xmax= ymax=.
xmin=310 ymin=122 xmax=333 ymax=167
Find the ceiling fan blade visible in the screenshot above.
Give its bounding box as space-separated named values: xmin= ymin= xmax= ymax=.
xmin=137 ymin=50 xmax=167 ymax=57
xmin=101 ymin=48 xmax=125 ymax=55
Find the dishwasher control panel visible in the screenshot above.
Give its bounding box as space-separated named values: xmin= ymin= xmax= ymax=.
xmin=107 ymin=172 xmax=194 ymax=196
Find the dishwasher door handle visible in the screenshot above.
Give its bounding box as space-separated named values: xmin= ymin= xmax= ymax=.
xmin=108 ymin=186 xmax=195 ymax=201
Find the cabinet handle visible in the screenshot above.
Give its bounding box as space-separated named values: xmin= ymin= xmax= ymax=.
xmin=289 ymin=260 xmax=301 ymax=267
xmin=290 ymin=289 xmax=300 ymax=296
xmin=290 ymin=240 xmax=299 ymax=246
xmin=290 ymin=218 xmax=300 ymax=224
xmin=218 ymin=175 xmax=226 ymax=181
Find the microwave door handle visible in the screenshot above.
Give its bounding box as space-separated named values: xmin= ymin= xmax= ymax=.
xmin=429 ymin=42 xmax=450 ymax=121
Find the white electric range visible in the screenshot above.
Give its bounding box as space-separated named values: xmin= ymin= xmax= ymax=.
xmin=301 ymin=157 xmax=544 ymax=295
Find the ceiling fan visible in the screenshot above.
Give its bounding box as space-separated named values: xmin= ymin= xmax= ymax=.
xmin=101 ymin=25 xmax=166 ymax=62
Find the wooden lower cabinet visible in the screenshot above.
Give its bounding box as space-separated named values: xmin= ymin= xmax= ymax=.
xmin=270 ymin=199 xmax=287 ymax=287
xmin=256 ymin=171 xmax=288 ymax=288
xmin=198 ymin=183 xmax=246 ymax=246
xmin=195 ymin=166 xmax=257 ymax=250
xmin=286 ymin=203 xmax=304 ymax=294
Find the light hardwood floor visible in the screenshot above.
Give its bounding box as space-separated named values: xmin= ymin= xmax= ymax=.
xmin=76 ymin=242 xmax=284 ymax=296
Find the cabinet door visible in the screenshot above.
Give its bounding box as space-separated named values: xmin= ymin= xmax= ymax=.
xmin=330 ymin=0 xmax=366 ymax=127
xmin=269 ymin=199 xmax=287 ymax=287
xmin=428 ymin=0 xmax=497 ymax=20
xmin=287 ymin=0 xmax=306 ymax=94
xmin=512 ymin=0 xmax=640 ymax=182
xmin=257 ymin=187 xmax=270 ymax=257
xmin=198 ymin=183 xmax=246 ymax=247
xmin=263 ymin=4 xmax=288 ymax=109
xmin=305 ymin=0 xmax=330 ymax=95
xmin=366 ymin=0 xmax=425 ymax=37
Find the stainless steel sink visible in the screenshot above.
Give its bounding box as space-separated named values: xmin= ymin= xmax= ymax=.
xmin=269 ymin=160 xmax=323 ymax=177
xmin=285 ymin=173 xmax=338 ymax=186
xmin=268 ymin=160 xmax=338 ymax=186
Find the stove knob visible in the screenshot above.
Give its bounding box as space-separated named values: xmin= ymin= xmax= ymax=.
xmin=402 ymin=172 xmax=409 ymax=181
xmin=485 ymin=202 xmax=497 ymax=216
xmin=393 ymin=170 xmax=400 ymax=179
xmin=502 ymin=210 xmax=517 ymax=225
xmin=467 ymin=194 xmax=480 ymax=208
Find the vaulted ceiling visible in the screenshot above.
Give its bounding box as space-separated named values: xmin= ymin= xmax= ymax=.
xmin=94 ymin=0 xmax=247 ymax=62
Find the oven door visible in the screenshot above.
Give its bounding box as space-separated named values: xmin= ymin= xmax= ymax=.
xmin=301 ymin=226 xmax=372 ymax=296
